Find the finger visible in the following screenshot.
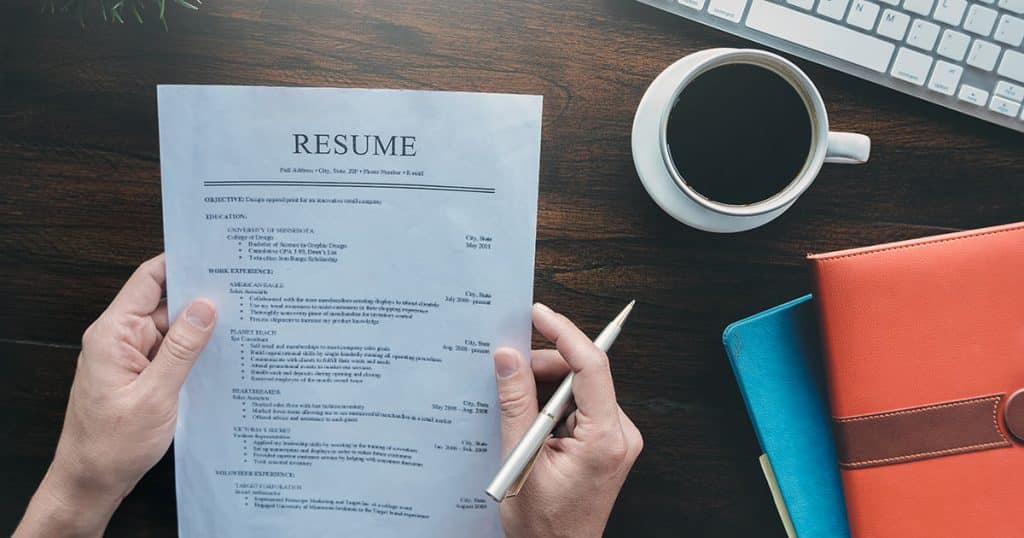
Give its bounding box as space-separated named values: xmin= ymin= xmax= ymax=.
xmin=138 ymin=316 xmax=164 ymax=360
xmin=153 ymin=300 xmax=169 ymax=334
xmin=493 ymin=347 xmax=539 ymax=458
xmin=618 ymin=407 xmax=644 ymax=462
xmin=108 ymin=254 xmax=167 ymax=317
xmin=554 ymin=410 xmax=578 ymax=438
xmin=530 ymin=349 xmax=571 ymax=382
xmin=137 ymin=299 xmax=217 ymax=398
xmin=147 ymin=332 xmax=163 ymax=361
xmin=531 ymin=304 xmax=621 ymax=432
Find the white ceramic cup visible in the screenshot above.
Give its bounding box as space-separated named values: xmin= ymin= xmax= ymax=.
xmin=632 ymin=48 xmax=871 ymax=233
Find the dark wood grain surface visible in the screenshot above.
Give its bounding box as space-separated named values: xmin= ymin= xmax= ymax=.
xmin=2 ymin=0 xmax=1022 ymax=535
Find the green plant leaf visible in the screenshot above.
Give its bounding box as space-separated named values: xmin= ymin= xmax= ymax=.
xmin=172 ymin=0 xmax=199 ymax=10
xmin=42 ymin=0 xmax=200 ymax=26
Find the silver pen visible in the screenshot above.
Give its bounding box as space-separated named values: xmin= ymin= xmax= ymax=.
xmin=485 ymin=300 xmax=636 ymax=502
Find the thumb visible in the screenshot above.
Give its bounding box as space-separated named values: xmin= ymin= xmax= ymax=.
xmin=494 ymin=347 xmax=538 ymax=458
xmin=139 ymin=299 xmax=217 ymax=397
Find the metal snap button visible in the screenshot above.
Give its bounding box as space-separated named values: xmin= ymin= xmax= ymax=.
xmin=1005 ymin=389 xmax=1024 ymax=443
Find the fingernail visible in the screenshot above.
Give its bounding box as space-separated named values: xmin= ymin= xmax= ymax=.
xmin=494 ymin=348 xmax=521 ymax=378
xmin=186 ymin=300 xmax=215 ymax=329
xmin=534 ymin=302 xmax=553 ymax=313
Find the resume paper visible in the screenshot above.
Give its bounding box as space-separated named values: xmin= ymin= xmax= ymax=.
xmin=158 ymin=86 xmax=542 ymax=537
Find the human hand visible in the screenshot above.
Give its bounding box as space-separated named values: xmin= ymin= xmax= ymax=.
xmin=15 ymin=254 xmax=217 ymax=538
xmin=493 ymin=303 xmax=643 ymax=538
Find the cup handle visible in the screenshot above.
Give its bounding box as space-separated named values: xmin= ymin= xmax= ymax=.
xmin=824 ymin=132 xmax=871 ymax=164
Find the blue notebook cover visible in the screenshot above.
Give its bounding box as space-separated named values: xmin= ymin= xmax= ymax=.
xmin=722 ymin=295 xmax=850 ymax=538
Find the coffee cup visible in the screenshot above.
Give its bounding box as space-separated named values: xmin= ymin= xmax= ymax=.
xmin=632 ymin=48 xmax=870 ymax=233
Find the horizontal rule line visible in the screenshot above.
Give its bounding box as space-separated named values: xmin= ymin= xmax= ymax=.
xmin=204 ymin=180 xmax=495 ymax=194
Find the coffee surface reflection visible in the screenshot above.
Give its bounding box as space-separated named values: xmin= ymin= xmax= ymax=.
xmin=666 ymin=63 xmax=812 ymax=206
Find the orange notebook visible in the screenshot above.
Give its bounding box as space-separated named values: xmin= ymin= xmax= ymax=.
xmin=808 ymin=222 xmax=1024 ymax=537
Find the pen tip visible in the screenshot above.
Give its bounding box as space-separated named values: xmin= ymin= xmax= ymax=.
xmin=612 ymin=300 xmax=636 ymax=328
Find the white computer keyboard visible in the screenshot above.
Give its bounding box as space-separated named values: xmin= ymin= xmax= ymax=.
xmin=637 ymin=0 xmax=1024 ymax=132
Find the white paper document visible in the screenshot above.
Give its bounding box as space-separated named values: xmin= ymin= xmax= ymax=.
xmin=158 ymin=86 xmax=541 ymax=537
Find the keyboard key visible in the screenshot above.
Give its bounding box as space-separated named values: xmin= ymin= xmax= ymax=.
xmin=709 ymin=0 xmax=749 ymax=21
xmin=746 ymin=0 xmax=896 ymax=71
xmin=998 ymin=49 xmax=1024 ymax=83
xmin=903 ymin=0 xmax=934 ymax=15
xmin=927 ymin=60 xmax=964 ymax=93
xmin=891 ymin=47 xmax=934 ymax=84
xmin=879 ymin=0 xmax=901 ymax=5
xmin=957 ymin=84 xmax=990 ymax=104
xmin=937 ymin=29 xmax=972 ymax=59
xmin=989 ymin=95 xmax=1022 ymax=115
xmin=994 ymin=15 xmax=1024 ymax=46
xmin=678 ymin=0 xmax=708 ymax=9
xmin=999 ymin=0 xmax=1024 ymax=13
xmin=933 ymin=0 xmax=968 ymax=25
xmin=907 ymin=19 xmax=942 ymax=49
xmin=787 ymin=0 xmax=816 ymax=9
xmin=967 ymin=39 xmax=1001 ymax=70
xmin=848 ymin=0 xmax=882 ymax=28
xmin=964 ymin=5 xmax=998 ymax=35
xmin=995 ymin=80 xmax=1024 ymax=101
xmin=878 ymin=9 xmax=912 ymax=39
xmin=818 ymin=0 xmax=852 ymax=19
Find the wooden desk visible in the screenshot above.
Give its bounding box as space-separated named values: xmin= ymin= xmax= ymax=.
xmin=2 ymin=1 xmax=1022 ymax=535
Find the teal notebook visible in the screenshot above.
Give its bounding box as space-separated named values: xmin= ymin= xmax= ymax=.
xmin=722 ymin=296 xmax=850 ymax=538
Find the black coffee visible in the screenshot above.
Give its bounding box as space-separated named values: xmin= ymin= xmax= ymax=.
xmin=665 ymin=63 xmax=812 ymax=206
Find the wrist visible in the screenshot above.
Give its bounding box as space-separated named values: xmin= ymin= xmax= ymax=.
xmin=15 ymin=459 xmax=123 ymax=538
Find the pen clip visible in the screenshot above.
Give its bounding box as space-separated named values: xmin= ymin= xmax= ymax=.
xmin=503 ymin=435 xmax=549 ymax=499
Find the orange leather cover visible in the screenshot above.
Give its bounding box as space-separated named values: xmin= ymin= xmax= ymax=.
xmin=808 ymin=222 xmax=1024 ymax=537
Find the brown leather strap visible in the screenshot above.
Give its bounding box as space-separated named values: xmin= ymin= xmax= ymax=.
xmin=834 ymin=394 xmax=1011 ymax=469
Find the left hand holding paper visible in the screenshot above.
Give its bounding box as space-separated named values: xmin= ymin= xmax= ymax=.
xmin=15 ymin=254 xmax=217 ymax=538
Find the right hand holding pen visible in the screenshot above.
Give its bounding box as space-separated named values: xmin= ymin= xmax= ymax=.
xmin=493 ymin=303 xmax=643 ymax=538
